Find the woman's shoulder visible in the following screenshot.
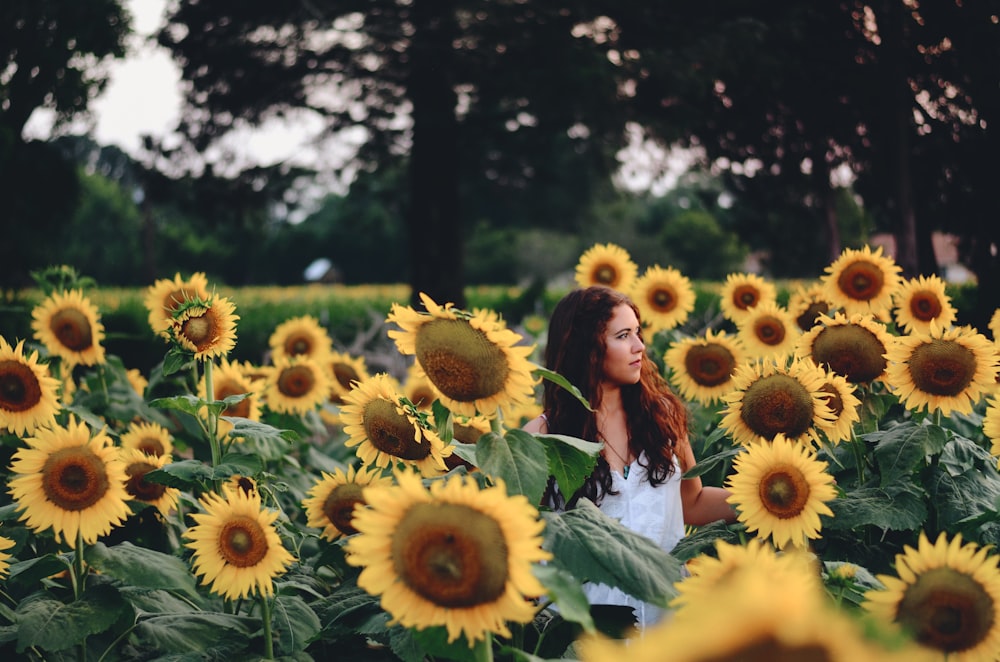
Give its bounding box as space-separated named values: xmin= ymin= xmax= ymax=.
xmin=522 ymin=413 xmax=548 ymax=434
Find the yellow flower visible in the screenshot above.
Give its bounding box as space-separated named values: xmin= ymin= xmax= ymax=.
xmin=402 ymin=361 xmax=441 ymax=411
xmin=326 ymin=350 xmax=371 ymax=404
xmin=664 ymin=329 xmax=746 ymax=405
xmin=821 ymin=244 xmax=903 ymax=317
xmin=263 ymin=355 xmax=332 ymax=415
xmin=985 ymin=397 xmax=1000 ymax=469
xmin=126 ymin=368 xmax=148 ymax=398
xmin=813 ymin=366 xmax=863 ymax=444
xmin=630 ymin=265 xmax=695 ymax=333
xmin=989 ymin=308 xmax=1000 ymax=343
xmin=796 ymin=312 xmax=895 ymax=384
xmin=31 ymin=289 xmax=106 ymax=366
xmin=892 ymin=274 xmax=957 ymax=335
xmin=341 ymin=374 xmax=451 ymax=476
xmin=719 ymin=357 xmax=836 ymax=447
xmin=119 ymin=448 xmax=179 ymax=516
xmin=171 ymin=295 xmax=239 ymax=360
xmin=0 ymin=530 xmax=14 ymax=578
xmin=884 ymin=322 xmax=998 ymax=417
xmin=345 ymin=471 xmax=552 ymax=645
xmin=0 ymin=337 xmax=61 ymax=436
xmin=736 ymin=301 xmax=801 ymax=359
xmin=387 ymin=293 xmax=537 ymax=419
xmin=200 ymin=359 xmax=261 ymax=437
xmin=268 ymin=315 xmax=333 ymax=364
xmin=787 ymin=281 xmax=835 ymax=332
xmin=725 ymin=434 xmax=837 ymax=550
xmin=8 ymin=415 xmax=131 ymax=545
xmin=144 ymin=272 xmax=210 ymax=339
xmin=302 ymin=464 xmax=393 ymax=541
xmin=864 ymin=531 xmax=1000 ymax=661
xmin=119 ymin=420 xmax=174 ymax=458
xmin=718 ymin=272 xmax=778 ymax=324
xmin=183 ymin=485 xmax=295 ymax=601
xmin=573 ymin=242 xmax=638 ymax=292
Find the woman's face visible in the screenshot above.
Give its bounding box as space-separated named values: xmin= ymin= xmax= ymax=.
xmin=600 ymin=303 xmax=645 ymax=387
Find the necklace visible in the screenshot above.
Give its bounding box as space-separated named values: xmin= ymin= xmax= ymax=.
xmin=602 ymin=439 xmax=633 ymax=479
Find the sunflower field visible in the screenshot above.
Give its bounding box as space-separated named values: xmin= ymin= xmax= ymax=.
xmin=1 ymin=245 xmax=999 ymax=661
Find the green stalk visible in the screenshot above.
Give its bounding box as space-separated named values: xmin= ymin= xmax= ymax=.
xmin=73 ymin=528 xmax=86 ymax=601
xmin=204 ymin=359 xmax=220 ymax=467
xmin=471 ymin=634 xmax=494 ymax=662
xmin=261 ymin=593 xmax=274 ymax=659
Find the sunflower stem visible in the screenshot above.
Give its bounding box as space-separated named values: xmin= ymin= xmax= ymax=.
xmin=203 ymin=359 xmax=223 ymax=494
xmin=73 ymin=528 xmax=86 ymax=601
xmin=471 ymin=634 xmax=493 ymax=662
xmin=260 ymin=593 xmax=274 ymax=659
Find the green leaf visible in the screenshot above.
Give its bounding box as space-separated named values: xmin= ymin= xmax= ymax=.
xmin=144 ymin=458 xmax=214 ymax=489
xmin=542 ymin=501 xmax=683 ymax=606
xmin=312 ymin=584 xmax=384 ymax=637
xmin=669 ymin=521 xmax=742 ymax=562
xmin=532 ymin=433 xmax=601 ymax=501
xmin=868 ymin=422 xmax=948 ymax=487
xmin=215 ymin=451 xmax=264 ymax=478
xmin=683 ymin=446 xmax=741 ymax=479
xmin=149 ymin=393 xmax=211 ymax=418
xmin=534 ymin=366 xmax=593 ymax=411
xmin=85 ymin=541 xmax=201 ymax=599
xmin=162 ymin=346 xmax=194 ymax=376
xmin=271 ymin=594 xmax=322 ymax=655
xmin=533 ymin=563 xmax=594 ymax=632
xmin=224 ymin=417 xmax=298 ymax=446
xmin=448 ymin=440 xmax=479 ymax=466
xmin=477 ymin=429 xmax=549 ymax=503
xmin=6 ymin=555 xmax=70 ymax=594
xmin=931 ymin=436 xmax=1000 ymax=536
xmin=16 ymin=584 xmax=126 ymax=653
xmin=132 ymin=612 xmax=256 ymax=655
xmin=826 ymin=484 xmax=927 ymax=532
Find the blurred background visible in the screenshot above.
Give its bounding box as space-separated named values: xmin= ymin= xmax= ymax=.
xmin=3 ymin=1 xmax=997 ymax=329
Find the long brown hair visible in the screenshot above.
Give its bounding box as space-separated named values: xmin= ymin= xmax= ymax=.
xmin=541 ymin=285 xmax=688 ymax=507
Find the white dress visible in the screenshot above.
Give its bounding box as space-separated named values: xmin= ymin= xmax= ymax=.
xmin=583 ymin=451 xmax=685 ymax=628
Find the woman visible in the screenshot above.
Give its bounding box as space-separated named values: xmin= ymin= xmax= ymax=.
xmin=523 ymin=285 xmax=735 ymax=627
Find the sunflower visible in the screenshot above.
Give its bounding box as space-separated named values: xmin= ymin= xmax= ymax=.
xmin=119 ymin=420 xmax=174 ymax=458
xmin=263 ymin=355 xmax=332 ymax=415
xmin=144 ymin=272 xmax=211 ymax=339
xmin=787 ymin=281 xmax=835 ymax=332
xmin=126 ymin=368 xmax=148 ymax=398
xmin=718 ymin=272 xmax=778 ymax=324
xmin=664 ymin=329 xmax=746 ymax=405
xmin=0 ymin=530 xmax=14 ymax=578
xmin=31 ymin=289 xmax=106 ymax=366
xmin=326 ymin=351 xmax=371 ymax=405
xmin=0 ymin=337 xmax=61 ymax=436
xmin=402 ymin=361 xmax=441 ymax=411
xmin=725 ymin=434 xmax=837 ymax=550
xmin=236 ymin=360 xmax=274 ymax=388
xmin=892 ymin=274 xmax=958 ymax=335
xmin=573 ymin=242 xmax=639 ymax=292
xmin=814 ymin=366 xmax=863 ymax=444
xmin=302 ymin=464 xmax=393 ymax=541
xmin=268 ymin=315 xmax=334 ymax=364
xmin=341 ymin=373 xmax=452 ymax=476
xmin=671 ymin=538 xmax=822 ymax=611
xmin=8 ymin=415 xmax=131 ymax=545
xmin=719 ymin=357 xmax=836 ymax=447
xmin=184 ymin=484 xmax=295 ymax=601
xmin=863 ymin=531 xmax=1000 ymax=660
xmin=884 ymin=322 xmax=999 ymax=417
xmin=821 ymin=245 xmax=903 ymax=318
xmin=345 ymin=471 xmax=551 ymax=644
xmin=387 ymin=293 xmax=537 ymax=419
xmin=119 ymin=448 xmax=179 ymax=516
xmin=736 ymin=301 xmax=801 ymax=359
xmin=796 ymin=312 xmax=895 ymax=384
xmin=985 ymin=398 xmax=1000 ymax=469
xmin=171 ymin=295 xmax=239 ymax=360
xmin=200 ymin=359 xmax=261 ymax=437
xmin=989 ymin=309 xmax=1000 ymax=343
xmin=630 ymin=265 xmax=696 ymax=333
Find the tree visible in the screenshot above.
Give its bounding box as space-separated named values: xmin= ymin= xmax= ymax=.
xmin=0 ymin=0 xmax=130 ymax=288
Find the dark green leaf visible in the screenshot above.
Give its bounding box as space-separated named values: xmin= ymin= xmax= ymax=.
xmin=826 ymin=484 xmax=927 ymax=532
xmin=16 ymin=584 xmax=126 ymax=653
xmin=85 ymin=541 xmax=200 ymax=598
xmin=132 ymin=612 xmax=256 ymax=654
xmin=271 ymin=594 xmax=322 ymax=655
xmin=534 ymin=367 xmax=593 ymax=411
xmin=162 ymin=346 xmax=194 ymax=376
xmin=6 ymin=555 xmax=70 ymax=594
xmin=478 ymin=429 xmax=549 ymax=503
xmin=531 ymin=432 xmax=601 ymax=501
xmin=224 ymin=417 xmax=298 ymax=445
xmin=669 ymin=521 xmax=742 ymax=562
xmin=868 ymin=422 xmax=948 ymax=487
xmin=683 ymin=446 xmax=741 ymax=479
xmin=144 ymin=458 xmax=214 ymax=489
xmin=149 ymin=393 xmax=211 ymax=418
xmin=533 ymin=563 xmax=594 ymax=632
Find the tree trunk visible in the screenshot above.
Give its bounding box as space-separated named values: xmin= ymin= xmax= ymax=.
xmin=406 ymin=0 xmax=465 ymax=309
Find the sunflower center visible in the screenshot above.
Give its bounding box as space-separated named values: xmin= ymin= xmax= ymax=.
xmin=409 ymin=384 xmax=438 ymax=409
xmin=910 ymin=291 xmax=943 ymax=321
xmin=754 ymin=316 xmax=786 ymax=346
xmin=285 ymin=334 xmax=312 ymax=357
xmin=218 ymin=515 xmax=269 ymax=568
xmin=758 ymin=466 xmax=810 ymax=518
xmin=906 ymin=340 xmax=977 ymax=397
xmin=125 ymin=462 xmax=167 ymax=502
xmin=277 ymin=365 xmax=316 ymax=398
xmin=700 ymin=637 xmax=833 ymax=662
xmin=218 ymin=383 xmax=251 ymax=418
xmin=136 ymin=436 xmax=165 ymax=457
xmin=392 ymin=502 xmax=509 ymax=608
xmin=594 ymin=264 xmax=618 ymax=286
xmin=811 ymin=324 xmax=887 ymax=383
xmin=50 ymin=308 xmax=94 ymax=352
xmin=414 ymin=319 xmax=510 ymax=403
xmin=0 ymin=360 xmax=41 ymax=412
xmin=363 ymin=398 xmax=432 ymax=460
xmin=897 ymin=567 xmax=995 ymax=654
xmin=180 ymin=310 xmax=219 ymax=350
xmin=740 ymin=375 xmax=816 ymax=440
xmin=650 ymin=287 xmax=677 ymax=313
xmin=685 ymin=345 xmax=736 ymax=387
xmin=733 ymin=285 xmax=762 ymax=311
xmin=795 ymin=302 xmax=829 ymax=332
xmin=41 ymin=447 xmax=111 ymax=511
xmin=333 ymin=363 xmax=360 ymax=391
xmin=817 ymin=384 xmax=844 ymax=417
xmin=837 ymin=261 xmax=884 ymax=301
xmin=322 ymin=483 xmax=365 ymax=535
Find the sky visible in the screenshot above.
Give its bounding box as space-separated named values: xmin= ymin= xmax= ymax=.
xmin=24 ymin=0 xmax=689 ymax=195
